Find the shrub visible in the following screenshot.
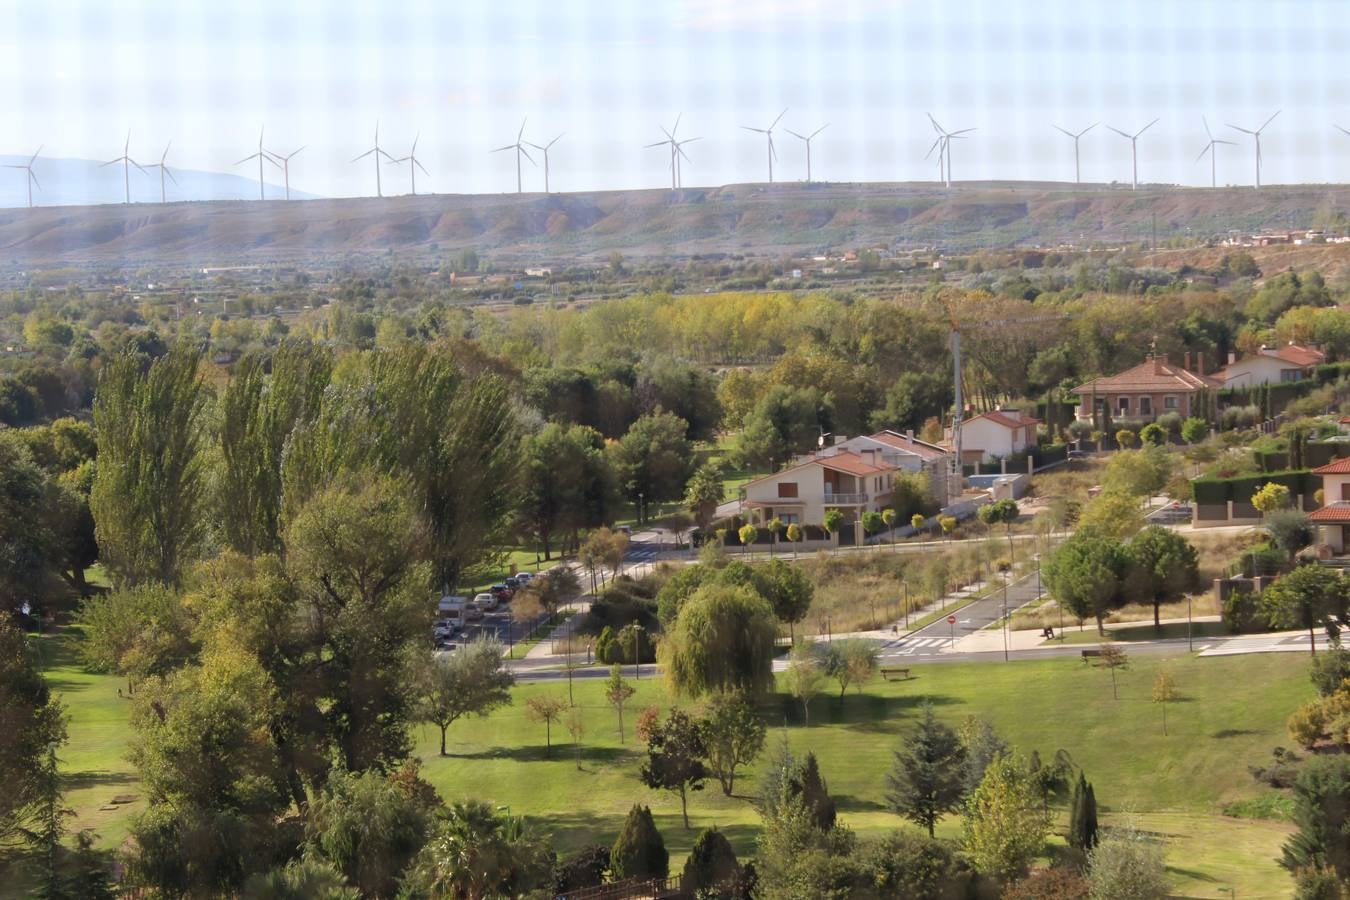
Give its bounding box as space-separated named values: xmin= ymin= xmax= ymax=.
xmin=1289 ymin=703 xmax=1329 ymax=750
xmin=552 ymin=845 xmax=610 ymax=893
xmin=594 ymin=626 xmax=615 ymax=664
xmin=1086 ymin=823 xmax=1169 ymax=900
xmin=1312 ymin=643 xmax=1350 ymax=697
xmin=1115 ymin=428 xmax=1137 ymax=448
xmin=681 ymin=828 xmax=742 ymax=897
xmin=1005 ymin=867 xmax=1091 ymax=899
xmin=1223 ymin=590 xmax=1262 ymax=634
xmin=610 ymin=804 xmax=668 ymax=881
xmin=850 ymin=830 xmax=973 ymax=899
xmin=1221 ymin=405 xmax=1262 ymax=430
xmin=1156 ymin=411 xmax=1183 ymax=435
xmin=1181 ymin=416 xmax=1210 ymax=444
xmin=1138 ymin=423 xmax=1166 ymax=446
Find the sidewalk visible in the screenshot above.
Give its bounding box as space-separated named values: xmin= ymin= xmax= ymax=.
xmin=955 ymin=614 xmax=1234 ymax=654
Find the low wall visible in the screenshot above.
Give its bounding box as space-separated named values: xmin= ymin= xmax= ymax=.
xmin=1192 ymin=494 xmax=1318 ymax=528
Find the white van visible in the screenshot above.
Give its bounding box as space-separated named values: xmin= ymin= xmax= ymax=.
xmin=437 ymin=594 xmax=468 ymax=624
xmin=474 ymin=591 xmax=499 ymax=612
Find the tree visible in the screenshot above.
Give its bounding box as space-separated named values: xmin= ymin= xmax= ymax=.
xmin=979 ymin=498 xmax=1020 ymax=562
xmin=1254 ymin=481 xmax=1294 ymax=514
xmin=753 ymin=763 xmax=856 ymax=899
xmin=0 ymin=622 xmax=67 ymax=851
xmin=685 ymin=461 xmax=725 ymax=533
xmin=1267 ymin=508 xmax=1314 ymax=558
xmin=824 ymin=638 xmax=880 ymax=698
xmin=1152 ymin=669 xmax=1177 ymax=736
xmin=962 ymin=752 xmax=1052 ymax=881
xmin=525 ymin=694 xmax=569 ymax=757
xmin=788 ymin=640 xmax=826 ymax=726
xmin=824 ymin=508 xmax=847 ymax=544
xmin=886 ymin=702 xmax=968 ymax=837
xmin=1115 ymin=428 xmax=1136 ymax=449
xmin=759 ymin=558 xmax=814 ymax=642
xmin=304 ymin=770 xmax=434 ymax=898
xmin=851 ymin=830 xmax=970 ymax=900
xmin=1098 ymin=643 xmax=1129 ymax=700
xmin=1181 ymin=416 xmax=1209 ymax=444
xmin=939 ymin=515 xmax=958 ymax=540
xmin=78 ymin=583 xmax=196 ymax=691
xmin=611 ymin=804 xmax=669 ymax=881
xmin=1077 ymin=490 xmax=1145 ymax=539
xmin=959 ymin=716 xmax=1011 ymax=801
xmin=92 ymin=345 xmax=209 ymax=587
xmin=738 ymin=523 xmax=760 ymax=556
xmin=1138 ymin=422 xmax=1166 ymax=446
xmin=682 ymin=827 xmax=743 ymax=897
xmin=640 ymin=709 xmax=709 ymax=829
xmin=403 ymin=799 xmax=553 ymax=900
xmin=1087 ymin=822 xmax=1170 ymax=900
xmin=911 ymin=512 xmax=926 ymax=533
xmin=415 ymin=638 xmax=515 ymax=756
xmin=606 ymin=664 xmax=637 ymax=742
xmin=519 ymin=423 xmax=614 ymax=560
xmin=1043 ymin=532 xmax=1129 ymax=633
xmin=518 ymin=567 xmax=582 ymax=621
xmin=862 ymin=510 xmax=885 ymax=544
xmin=241 ymin=858 xmax=358 ymax=899
xmin=661 ymin=584 xmax=778 ymax=699
xmin=1283 ymin=756 xmax=1350 ymax=879
xmin=736 ymin=384 xmax=831 ymax=469
xmin=610 ymin=410 xmax=695 ymax=523
xmin=0 ymin=433 xmax=58 ymax=615
xmin=786 ymin=522 xmax=803 ymax=559
xmin=798 ymin=752 xmax=838 ymax=830
xmin=1262 ymin=564 xmax=1350 ymax=656
xmin=882 ymin=508 xmax=897 ymax=546
xmin=1067 ymin=773 xmax=1100 ymax=852
xmin=699 ymin=691 xmax=767 ymax=797
xmin=1126 ymin=525 xmax=1200 ymax=628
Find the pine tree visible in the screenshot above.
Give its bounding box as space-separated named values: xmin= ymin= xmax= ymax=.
xmin=886 ymin=702 xmax=968 ymax=837
xmin=681 ymin=827 xmax=742 ymax=896
xmin=797 ymin=752 xmax=837 ymax=831
xmin=611 ymin=804 xmax=669 ymax=881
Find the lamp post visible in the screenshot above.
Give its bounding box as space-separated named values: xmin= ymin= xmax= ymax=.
xmin=638 ymin=491 xmax=644 ymax=527
xmin=903 ymin=580 xmax=910 ymax=629
xmin=632 ymin=620 xmax=644 ymax=680
xmin=1187 ymin=593 xmax=1193 ymax=652
xmin=1001 ymin=569 xmax=1010 ymax=662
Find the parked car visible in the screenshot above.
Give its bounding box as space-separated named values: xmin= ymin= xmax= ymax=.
xmin=474 ymin=591 xmax=498 ymax=612
xmin=504 ymin=575 xmax=523 ymax=590
xmin=515 ymin=572 xmax=534 ymax=585
xmin=490 ymin=584 xmax=514 ymax=602
xmin=463 ymin=601 xmax=484 ymax=621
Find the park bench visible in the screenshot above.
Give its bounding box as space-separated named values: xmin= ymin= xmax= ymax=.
xmin=880 ymin=667 xmax=912 ymax=681
xmin=1080 ymin=649 xmax=1102 ymax=663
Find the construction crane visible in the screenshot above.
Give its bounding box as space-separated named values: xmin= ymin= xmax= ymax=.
xmin=948 ymin=312 xmax=1069 ymax=495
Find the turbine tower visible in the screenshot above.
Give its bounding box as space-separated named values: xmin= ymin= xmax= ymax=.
xmin=352 ymin=121 xmax=395 ymax=198
xmin=5 ymin=147 xmax=40 ymax=208
xmin=674 ymin=136 xmax=700 ymax=188
xmin=525 ymin=133 xmax=564 ymax=193
xmin=264 ymin=145 xmax=304 ymax=200
xmin=645 ymin=115 xmax=681 ymax=190
xmin=235 ymin=127 xmax=278 ymax=200
xmin=389 ymin=134 xmax=429 ymax=195
xmin=1226 ymin=111 xmax=1280 ymax=189
xmin=785 ymin=124 xmax=828 ymax=183
xmin=1196 ymin=117 xmax=1236 ymax=188
xmin=927 ymin=114 xmax=975 ymax=188
xmin=924 ymin=132 xmax=948 ymax=184
xmin=146 ymin=143 xmax=176 ymax=204
xmin=101 ymin=131 xmax=144 ymax=205
xmin=742 ymin=108 xmax=787 ymax=183
xmin=492 ymin=119 xmax=534 ymax=194
xmin=1105 ymin=119 xmax=1159 ymax=190
xmin=1053 ymin=123 xmax=1096 ymax=184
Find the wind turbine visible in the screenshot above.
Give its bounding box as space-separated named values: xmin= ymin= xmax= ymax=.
xmin=1226 ymin=111 xmax=1280 ymax=189
xmin=927 ymin=115 xmax=975 ymax=187
xmin=924 ymin=132 xmax=948 ymax=184
xmin=264 ymin=145 xmax=304 ymax=200
xmin=1196 ymin=117 xmax=1236 ymax=188
xmin=235 ymin=127 xmax=278 ymax=200
xmin=742 ymin=108 xmax=787 ymax=183
xmin=352 ymin=121 xmax=395 ymax=198
xmin=785 ymin=124 xmax=828 ymax=182
xmin=525 ymin=133 xmax=564 ymax=193
xmin=1053 ymin=123 xmax=1097 ymax=185
xmin=145 ymin=143 xmax=176 ymax=204
xmin=645 ymin=115 xmax=681 ymax=190
xmin=1105 ymin=119 xmax=1159 ymax=190
xmin=492 ymin=119 xmax=534 ymax=194
xmin=674 ymin=135 xmax=700 ymax=188
xmin=389 ymin=134 xmax=429 ymax=195
xmin=5 ymin=147 xmax=40 ymax=208
xmin=101 ymin=131 xmax=145 ymax=205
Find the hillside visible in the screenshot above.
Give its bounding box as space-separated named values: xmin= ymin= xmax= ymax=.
xmin=1 ymin=180 xmax=1349 ymax=268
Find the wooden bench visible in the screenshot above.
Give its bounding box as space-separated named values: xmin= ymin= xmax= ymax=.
xmin=880 ymin=667 xmax=912 ymax=681
xmin=1080 ymin=649 xmax=1102 ymax=663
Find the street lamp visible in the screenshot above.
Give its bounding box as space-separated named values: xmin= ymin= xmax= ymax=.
xmin=632 ymin=620 xmax=644 ymax=681
xmin=1001 ymin=568 xmax=1010 ymax=662
xmin=902 ymin=580 xmax=909 ymax=629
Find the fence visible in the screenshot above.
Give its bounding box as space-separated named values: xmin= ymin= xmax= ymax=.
xmin=558 ymin=876 xmax=682 ymax=900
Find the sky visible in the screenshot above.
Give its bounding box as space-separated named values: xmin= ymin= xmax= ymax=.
xmin=1 ymin=0 xmax=1349 ymax=200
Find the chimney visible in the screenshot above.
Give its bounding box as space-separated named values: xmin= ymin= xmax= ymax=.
xmin=1197 ymin=351 xmax=1205 ymax=375
xmin=905 ymin=428 xmax=915 ymax=441
xmin=1153 ymin=354 xmax=1164 ymax=375
xmin=1184 ymin=351 xmax=1192 ymax=372
xmin=1228 ymin=350 xmax=1236 ymax=365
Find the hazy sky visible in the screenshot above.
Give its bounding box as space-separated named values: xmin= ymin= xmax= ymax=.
xmin=2 ymin=0 xmax=1350 ymax=199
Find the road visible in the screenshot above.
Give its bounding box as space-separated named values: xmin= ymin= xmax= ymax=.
xmin=877 ymin=571 xmax=1044 ymax=661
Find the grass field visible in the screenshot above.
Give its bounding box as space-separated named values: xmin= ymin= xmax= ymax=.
xmin=43 ymin=628 xmax=1309 ymax=897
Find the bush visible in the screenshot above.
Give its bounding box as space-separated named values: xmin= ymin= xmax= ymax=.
xmin=1115 ymin=428 xmax=1136 ymax=448
xmin=1138 ymin=423 xmax=1166 ymax=446
xmin=594 ymin=626 xmax=615 ymax=664
xmin=850 ymin=830 xmax=974 ymax=899
xmin=1005 ymin=867 xmax=1091 ymax=899
xmin=552 ymin=845 xmax=609 ymax=893
xmin=1223 ymin=590 xmax=1262 ymax=634
xmin=1289 ymin=703 xmax=1329 ymax=750
xmin=1312 ymin=643 xmax=1350 ymax=697
xmin=1221 ymin=405 xmax=1262 ymax=430
xmin=1086 ymin=824 xmax=1169 ymax=900
xmin=1156 ymin=412 xmax=1183 ymax=435
xmin=1181 ymin=416 xmax=1210 ymax=444
xmin=1294 ymin=865 xmax=1349 ymax=899
xmin=681 ymin=828 xmax=742 ymax=897
xmin=610 ymin=804 xmax=668 ymax=881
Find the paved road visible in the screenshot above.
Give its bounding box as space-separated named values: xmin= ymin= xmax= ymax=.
xmin=875 ymin=572 xmax=1044 ymax=661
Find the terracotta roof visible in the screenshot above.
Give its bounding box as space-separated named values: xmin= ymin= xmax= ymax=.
xmin=866 ymin=430 xmax=951 ymax=461
xmin=965 ymin=410 xmax=1041 ymax=430
xmin=1267 ymin=343 xmax=1326 ymax=367
xmin=1310 ymin=502 xmax=1350 ymax=523
xmin=1313 ymin=458 xmax=1350 ymax=474
xmin=741 ymin=450 xmax=895 ymax=488
xmin=1072 ymin=358 xmax=1219 ymax=395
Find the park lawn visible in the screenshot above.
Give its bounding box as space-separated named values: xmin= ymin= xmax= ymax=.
xmin=1046 ymin=620 xmax=1232 ymax=645
xmin=415 ymin=652 xmax=1312 ymax=897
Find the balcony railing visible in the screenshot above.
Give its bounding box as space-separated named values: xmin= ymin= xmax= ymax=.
xmin=824 ymin=492 xmax=868 ymax=504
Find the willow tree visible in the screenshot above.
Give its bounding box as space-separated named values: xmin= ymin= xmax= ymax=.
xmin=660 ymin=584 xmax=778 ymax=699
xmin=91 ymin=345 xmax=209 ymax=587
xmin=218 ymin=340 xmax=331 ymax=557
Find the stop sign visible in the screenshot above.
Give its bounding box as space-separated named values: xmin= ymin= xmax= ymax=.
xmin=947 ymin=615 xmax=957 ymax=625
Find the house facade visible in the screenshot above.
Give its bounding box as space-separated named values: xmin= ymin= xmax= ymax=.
xmin=944 ymin=409 xmax=1039 ymax=465
xmin=1071 ymin=355 xmax=1219 ymax=423
xmin=1310 ymin=458 xmax=1350 ymax=553
xmin=819 ymin=430 xmax=955 ymax=503
xmin=740 ymin=450 xmax=897 ymax=544
xmin=1213 ymin=343 xmax=1326 ymax=388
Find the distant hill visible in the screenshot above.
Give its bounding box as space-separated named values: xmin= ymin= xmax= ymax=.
xmin=0 ymin=155 xmax=319 ymax=210
xmin=0 ymin=180 xmax=1347 ymax=268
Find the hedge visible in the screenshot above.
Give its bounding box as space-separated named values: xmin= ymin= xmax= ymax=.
xmin=1191 ymin=469 xmax=1317 ymax=505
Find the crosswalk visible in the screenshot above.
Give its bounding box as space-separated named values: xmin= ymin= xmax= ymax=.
xmin=882 ymin=636 xmax=953 ymax=656
xmin=1199 ymin=633 xmax=1321 ymax=657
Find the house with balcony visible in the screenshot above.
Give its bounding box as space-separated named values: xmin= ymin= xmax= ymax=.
xmin=1310 ymin=458 xmax=1350 ymax=553
xmin=1071 ymin=354 xmax=1219 ymax=424
xmin=1212 ymin=343 xmax=1326 ymax=388
xmin=942 ymin=409 xmax=1040 ymax=466
xmin=739 ymin=450 xmax=897 ymax=546
xmin=817 ymin=430 xmax=955 ymax=503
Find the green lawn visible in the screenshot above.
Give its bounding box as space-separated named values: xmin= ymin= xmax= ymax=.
xmin=1047 ymin=620 xmax=1232 ymax=645
xmin=44 ymin=627 xmax=1310 ymax=897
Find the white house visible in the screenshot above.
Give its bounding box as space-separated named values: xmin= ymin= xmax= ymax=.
xmin=818 ymin=430 xmax=955 ymax=503
xmin=944 ymin=409 xmax=1040 ymax=466
xmin=1311 ymin=458 xmax=1350 ymax=554
xmin=1213 ymin=343 xmax=1326 ymax=388
xmin=740 ymin=451 xmax=897 ymax=545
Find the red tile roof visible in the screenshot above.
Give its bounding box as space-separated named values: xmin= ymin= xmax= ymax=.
xmin=741 ymin=450 xmax=895 ymax=488
xmin=965 ymin=410 xmax=1041 ymax=430
xmin=1310 ymin=502 xmax=1350 ymax=523
xmin=867 ymin=430 xmax=950 ymax=461
xmin=1313 ymin=458 xmax=1350 ymax=474
xmin=1072 ymin=358 xmax=1219 ymax=395
xmin=1267 ymin=343 xmax=1326 ymax=367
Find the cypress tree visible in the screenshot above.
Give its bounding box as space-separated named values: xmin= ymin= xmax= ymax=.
xmin=797 ymin=752 xmax=837 ymax=831
xmin=1067 ymin=774 xmax=1085 ymax=849
xmin=681 ymin=827 xmax=741 ymax=896
xmin=1083 ymin=783 xmax=1099 ymax=850
xmin=1067 ymin=773 xmax=1101 ymax=852
xmin=611 ymin=804 xmax=669 ymax=881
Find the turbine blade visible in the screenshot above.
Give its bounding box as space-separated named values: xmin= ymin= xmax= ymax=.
xmin=1054 ymin=125 xmax=1074 ymax=137
xmin=290 ymin=146 xmax=306 ymax=159
xmin=680 ymin=137 xmax=703 ymax=145
xmin=924 ymin=137 xmax=942 ymax=159
xmin=1227 ymin=124 xmax=1255 ymax=134
xmin=161 ymin=141 xmax=171 ymax=163
xmin=548 ymin=133 xmax=564 ymax=148
xmin=811 ymin=124 xmax=829 ymax=138
xmin=786 ymin=129 xmax=807 ymax=140
xmin=741 ymin=126 xmax=766 ymax=133
xmin=927 ymin=113 xmax=944 ymax=134
xmin=100 ymin=159 xmax=119 ymax=168
xmin=1260 ymin=110 xmax=1281 ymax=131
xmin=661 ymin=127 xmax=675 ymax=142
xmin=1215 ymin=139 xmax=1238 ymax=145
xmin=770 ymin=108 xmax=787 ymax=130
xmin=769 ymin=134 xmax=777 ymax=160
xmin=28 ymin=170 xmax=39 ymax=189
xmin=645 ymin=140 xmax=671 ymax=149
xmin=234 ymin=153 xmax=258 ymax=166
xmin=492 ymin=144 xmax=516 ymax=153
xmin=949 ymin=127 xmax=976 ymax=136
xmin=1203 ymin=115 xmax=1213 ymax=141
xmin=412 ymin=134 xmax=419 ymax=153
xmin=165 ymin=168 xmax=176 ymax=185
xmin=1136 ymin=118 xmax=1160 ymax=137
xmin=677 ymin=145 xmax=692 ymax=162
xmin=525 ymin=142 xmax=545 ymax=151
xmin=1077 ymin=123 xmax=1097 ymax=137
xmin=130 ymin=159 xmax=147 ymax=173
xmin=1105 ymin=125 xmax=1132 ymax=139
xmin=518 ymin=118 xmax=527 ymax=141
xmin=1196 ymin=144 xmax=1212 ymax=162
xmin=1337 ymin=124 xmax=1350 ymax=137
xmin=416 ymin=160 xmax=430 ymax=176
xmin=672 ymin=112 xmax=682 ymax=136
xmin=519 ymin=145 xmax=536 ymax=165
xmin=352 ymin=148 xmax=377 ymax=162
xmin=29 ymin=145 xmax=42 ymax=164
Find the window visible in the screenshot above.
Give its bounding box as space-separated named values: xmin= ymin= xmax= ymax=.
xmin=1281 ymin=369 xmax=1302 ymax=383
xmin=1164 ymin=396 xmax=1178 ymax=410
xmin=778 ymin=482 xmax=798 ymax=498
xmin=1117 ymin=396 xmax=1130 ymax=414
xmin=1139 ymin=397 xmax=1152 ymax=415
xmin=780 ymin=513 xmax=801 ymax=525
xmin=1341 ymin=482 xmax=1350 ymax=502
